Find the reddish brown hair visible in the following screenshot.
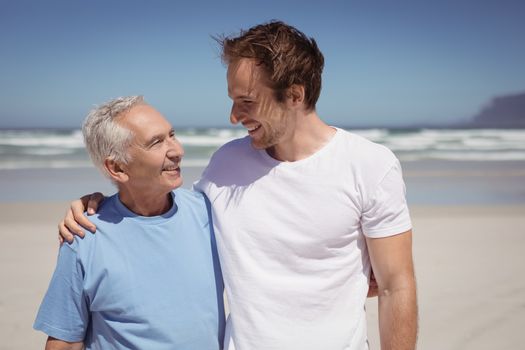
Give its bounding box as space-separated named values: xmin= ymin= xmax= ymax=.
xmin=217 ymin=21 xmax=324 ymax=110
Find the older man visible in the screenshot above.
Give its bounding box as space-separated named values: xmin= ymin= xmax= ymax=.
xmin=34 ymin=96 xmax=225 ymax=349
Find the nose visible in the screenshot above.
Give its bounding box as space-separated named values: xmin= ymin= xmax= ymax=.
xmin=167 ymin=136 xmax=184 ymax=159
xmin=230 ymin=103 xmax=241 ymax=125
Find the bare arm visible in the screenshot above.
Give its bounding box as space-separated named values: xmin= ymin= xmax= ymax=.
xmin=366 ymin=229 xmax=418 ymax=350
xmin=58 ymin=192 xmax=105 ymax=243
xmin=45 ymin=336 xmax=83 ymax=350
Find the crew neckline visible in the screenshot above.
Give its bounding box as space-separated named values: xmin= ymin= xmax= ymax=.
xmin=114 ymin=191 xmax=178 ymax=224
xmin=256 ymin=127 xmax=341 ymax=167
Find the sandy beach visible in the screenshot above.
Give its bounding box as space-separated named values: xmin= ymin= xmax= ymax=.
xmin=1 ymin=161 xmax=525 ymax=349
xmin=1 ymin=203 xmax=524 ymax=349
xmin=366 ymin=205 xmax=525 ymax=350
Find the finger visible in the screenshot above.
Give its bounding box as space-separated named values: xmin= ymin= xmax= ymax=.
xmin=64 ymin=211 xmax=87 ymax=237
xmin=86 ymin=192 xmax=104 ymax=215
xmin=72 ymin=200 xmax=97 ymax=233
xmin=58 ymin=221 xmax=75 ymax=243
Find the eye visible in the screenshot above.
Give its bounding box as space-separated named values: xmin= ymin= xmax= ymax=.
xmin=150 ymin=138 xmax=162 ymax=147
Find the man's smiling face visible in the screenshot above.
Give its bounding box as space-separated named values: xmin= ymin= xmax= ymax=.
xmin=227 ymin=58 xmax=292 ymax=150
xmin=117 ymin=104 xmax=184 ymax=195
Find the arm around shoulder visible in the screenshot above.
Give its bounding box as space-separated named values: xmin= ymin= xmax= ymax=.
xmin=59 ymin=192 xmax=105 ymax=243
xmin=366 ymin=229 xmax=418 ymax=350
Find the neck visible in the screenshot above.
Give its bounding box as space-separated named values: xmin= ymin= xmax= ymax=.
xmin=118 ymin=187 xmax=173 ymax=216
xmin=267 ymin=111 xmax=336 ymax=162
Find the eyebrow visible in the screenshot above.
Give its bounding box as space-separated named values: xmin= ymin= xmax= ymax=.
xmin=228 ymin=86 xmax=255 ymax=100
xmin=229 ymin=92 xmax=254 ymax=100
xmin=143 ymin=128 xmax=175 ymax=147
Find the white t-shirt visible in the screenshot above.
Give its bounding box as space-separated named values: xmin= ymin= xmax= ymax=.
xmin=195 ymin=128 xmax=412 ymax=350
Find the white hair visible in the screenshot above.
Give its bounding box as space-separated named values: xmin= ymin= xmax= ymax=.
xmin=82 ymin=95 xmax=145 ymax=177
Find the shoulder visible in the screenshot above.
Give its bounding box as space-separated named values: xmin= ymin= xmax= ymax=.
xmin=82 ymin=193 xmax=120 ymax=226
xmin=209 ymin=136 xmax=252 ymax=162
xmin=196 ymin=136 xmax=256 ymax=188
xmin=335 ymin=129 xmax=398 ymax=174
xmin=339 ymin=129 xmax=396 ymax=162
xmin=333 ymin=129 xmax=403 ymax=201
xmin=71 ymin=194 xmax=120 ymax=250
xmin=173 ymin=188 xmax=207 ymax=206
xmin=173 ymin=188 xmax=211 ymax=221
xmin=172 ymin=189 xmax=212 ymax=231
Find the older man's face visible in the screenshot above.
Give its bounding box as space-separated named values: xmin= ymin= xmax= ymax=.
xmin=118 ymin=104 xmax=184 ymax=196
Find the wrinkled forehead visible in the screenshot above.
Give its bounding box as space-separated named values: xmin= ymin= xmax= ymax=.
xmin=116 ymin=105 xmax=173 ymax=143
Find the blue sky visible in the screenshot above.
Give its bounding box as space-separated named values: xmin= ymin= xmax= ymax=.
xmin=1 ymin=0 xmax=524 ymax=128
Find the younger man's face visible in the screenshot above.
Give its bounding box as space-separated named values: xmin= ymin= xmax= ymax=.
xmin=227 ymin=58 xmax=292 ymax=150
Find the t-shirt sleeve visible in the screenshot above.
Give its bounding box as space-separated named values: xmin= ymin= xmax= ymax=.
xmin=193 ymin=164 xmax=210 ymax=194
xmin=361 ymin=159 xmax=412 ymax=238
xmin=193 ymin=177 xmax=206 ymax=193
xmin=33 ymin=241 xmax=89 ymax=342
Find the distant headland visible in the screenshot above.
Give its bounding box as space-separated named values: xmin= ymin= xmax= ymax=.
xmin=467 ymin=91 xmax=525 ymax=128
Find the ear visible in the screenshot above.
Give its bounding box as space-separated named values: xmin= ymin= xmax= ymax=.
xmin=287 ymin=84 xmax=305 ymax=106
xmin=104 ymin=158 xmax=129 ymax=183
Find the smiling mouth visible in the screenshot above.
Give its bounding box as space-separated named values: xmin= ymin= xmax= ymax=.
xmin=245 ymin=124 xmax=261 ymax=134
xmin=162 ymin=165 xmax=180 ymax=173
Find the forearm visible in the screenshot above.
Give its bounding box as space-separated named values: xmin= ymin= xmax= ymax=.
xmin=377 ymin=278 xmax=418 ymax=350
xmin=45 ymin=337 xmax=84 ymax=350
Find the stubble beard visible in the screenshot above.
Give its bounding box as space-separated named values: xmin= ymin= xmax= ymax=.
xmin=252 ymin=113 xmax=289 ymax=151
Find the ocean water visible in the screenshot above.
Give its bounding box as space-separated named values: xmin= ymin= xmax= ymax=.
xmin=1 ymin=128 xmax=525 ymax=170
xmin=1 ymin=128 xmax=524 ymax=204
xmin=0 ymin=128 xmax=242 ymax=169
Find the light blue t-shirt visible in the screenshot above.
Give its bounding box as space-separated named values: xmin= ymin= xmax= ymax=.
xmin=34 ymin=189 xmax=225 ymax=349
